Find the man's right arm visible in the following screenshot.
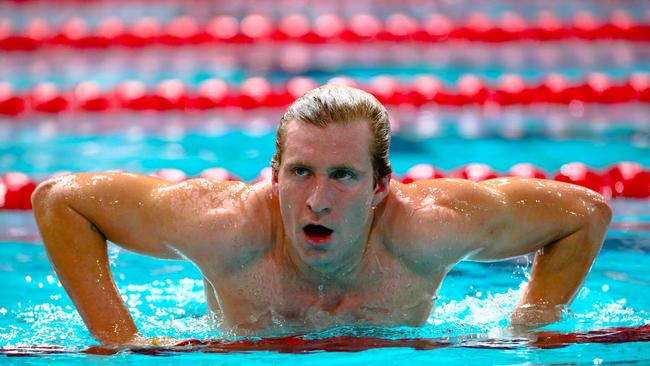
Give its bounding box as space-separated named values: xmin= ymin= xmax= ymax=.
xmin=30 ymin=172 xmax=249 ymax=345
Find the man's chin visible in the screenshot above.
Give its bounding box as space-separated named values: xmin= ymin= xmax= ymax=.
xmin=298 ymin=243 xmax=339 ymax=266
xmin=287 ymin=233 xmax=341 ymax=269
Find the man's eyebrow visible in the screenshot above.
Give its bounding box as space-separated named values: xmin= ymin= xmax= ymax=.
xmin=328 ymin=164 xmax=359 ymax=171
xmin=285 ymin=162 xmax=361 ymax=172
xmin=285 ymin=161 xmax=313 ymax=169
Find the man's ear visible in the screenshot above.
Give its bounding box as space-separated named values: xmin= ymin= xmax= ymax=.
xmin=372 ymin=175 xmax=390 ymax=207
xmin=272 ymin=168 xmax=279 ymax=186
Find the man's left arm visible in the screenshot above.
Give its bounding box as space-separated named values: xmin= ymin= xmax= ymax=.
xmin=440 ymin=178 xmax=612 ymax=328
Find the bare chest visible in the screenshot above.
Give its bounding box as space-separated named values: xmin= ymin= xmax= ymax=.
xmin=209 ymin=255 xmax=441 ymax=334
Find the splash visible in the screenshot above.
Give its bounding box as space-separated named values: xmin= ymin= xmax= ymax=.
xmin=428 ymin=287 xmax=522 ymax=336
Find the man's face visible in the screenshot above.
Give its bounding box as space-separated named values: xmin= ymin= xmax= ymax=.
xmin=275 ymin=119 xmax=385 ymax=273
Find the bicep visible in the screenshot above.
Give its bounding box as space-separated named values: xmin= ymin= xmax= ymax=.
xmin=462 ymin=178 xmax=607 ymax=261
xmin=35 ymin=173 xmax=202 ymax=259
xmin=396 ymin=178 xmax=609 ymax=267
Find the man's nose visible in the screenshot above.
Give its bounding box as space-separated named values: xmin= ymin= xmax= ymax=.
xmin=307 ymin=182 xmax=331 ymax=215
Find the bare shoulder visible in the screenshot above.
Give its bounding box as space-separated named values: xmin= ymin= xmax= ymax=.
xmin=152 ymin=177 xmax=260 ymax=217
xmin=158 ymin=179 xmax=278 ymax=268
xmin=382 ymin=178 xmax=495 ymax=229
xmin=387 ymin=176 xmax=606 ymax=217
xmin=392 ymin=178 xmax=494 ymax=207
xmin=377 ymin=179 xmax=501 ymax=272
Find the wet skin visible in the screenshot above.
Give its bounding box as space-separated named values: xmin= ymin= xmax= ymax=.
xmin=31 ymin=119 xmax=612 ymax=345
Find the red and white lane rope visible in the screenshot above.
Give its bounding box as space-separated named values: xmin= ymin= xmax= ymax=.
xmin=1 ymin=11 xmax=649 ymax=52
xmin=1 ymin=73 xmax=649 ymax=116
xmin=2 ymin=162 xmax=648 ymax=210
xmin=0 ymin=41 xmax=645 ymax=75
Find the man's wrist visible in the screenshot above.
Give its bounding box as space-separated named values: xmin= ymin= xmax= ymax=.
xmin=511 ymin=303 xmax=566 ymax=328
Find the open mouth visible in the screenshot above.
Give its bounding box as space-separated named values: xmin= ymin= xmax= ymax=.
xmin=303 ymin=224 xmax=334 ymax=243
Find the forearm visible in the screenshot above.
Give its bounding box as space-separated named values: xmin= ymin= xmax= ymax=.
xmin=33 ymin=197 xmax=139 ymax=344
xmin=512 ymin=212 xmax=609 ymax=326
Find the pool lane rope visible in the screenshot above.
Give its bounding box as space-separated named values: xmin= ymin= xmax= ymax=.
xmin=1 ymin=11 xmax=649 ymax=52
xmin=1 ymin=324 xmax=649 ymax=355
xmin=2 ymin=162 xmax=648 ymax=210
xmin=1 ymin=73 xmax=649 ymax=116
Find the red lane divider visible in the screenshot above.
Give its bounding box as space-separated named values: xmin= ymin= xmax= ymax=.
xmin=0 ymin=172 xmax=37 ymax=210
xmin=2 ymin=324 xmax=649 ymax=355
xmin=1 ymin=11 xmax=649 ymax=52
xmin=2 ymin=162 xmax=648 ymax=210
xmin=1 ymin=73 xmax=649 ymax=116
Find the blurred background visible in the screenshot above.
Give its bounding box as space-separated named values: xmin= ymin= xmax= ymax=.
xmin=0 ymin=0 xmax=649 ymax=219
xmin=0 ymin=1 xmax=650 ymax=360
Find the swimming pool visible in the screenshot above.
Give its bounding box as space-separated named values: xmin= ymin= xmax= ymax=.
xmin=1 ymin=124 xmax=649 ymax=364
xmin=2 ymin=1 xmax=650 ymax=364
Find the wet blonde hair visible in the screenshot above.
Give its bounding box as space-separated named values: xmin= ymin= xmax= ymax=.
xmin=271 ymin=84 xmax=392 ymax=184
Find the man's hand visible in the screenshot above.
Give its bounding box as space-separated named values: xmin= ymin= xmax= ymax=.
xmin=123 ymin=334 xmax=180 ymax=348
xmin=82 ymin=334 xmax=182 ymax=355
xmin=510 ymin=303 xmax=565 ymax=329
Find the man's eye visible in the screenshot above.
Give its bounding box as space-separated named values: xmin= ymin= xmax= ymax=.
xmin=331 ymin=170 xmax=355 ymax=180
xmin=293 ymin=167 xmax=310 ymax=177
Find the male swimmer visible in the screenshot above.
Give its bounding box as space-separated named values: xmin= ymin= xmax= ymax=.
xmin=31 ymin=85 xmax=612 ymax=346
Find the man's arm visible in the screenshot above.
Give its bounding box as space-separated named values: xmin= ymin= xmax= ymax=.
xmin=31 ymin=172 xmax=253 ymax=345
xmin=473 ymin=178 xmax=611 ymax=328
xmin=404 ymin=177 xmax=612 ymax=327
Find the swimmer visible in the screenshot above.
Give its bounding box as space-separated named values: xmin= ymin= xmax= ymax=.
xmin=31 ymin=85 xmax=612 ymax=346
